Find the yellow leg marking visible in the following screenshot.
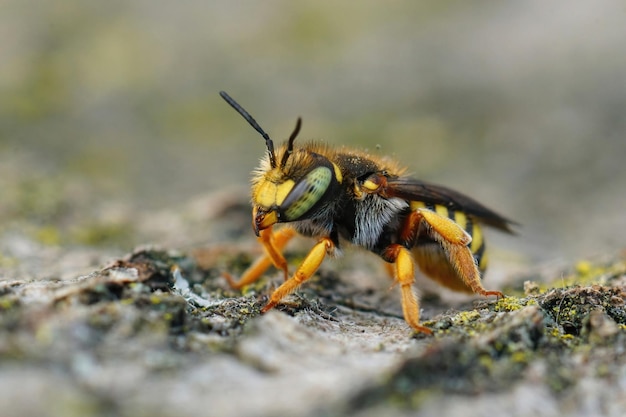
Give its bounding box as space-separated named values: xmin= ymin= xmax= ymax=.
xmin=261 ymin=237 xmax=334 ymax=313
xmin=385 ymin=244 xmax=432 ymax=335
xmin=443 ymin=243 xmax=500 ymax=296
xmin=419 ymin=212 xmax=503 ymax=298
xmin=259 ymin=226 xmax=296 ymax=280
xmin=418 ymin=208 xmax=471 ymax=246
xmin=223 ymin=227 xmax=296 ymax=289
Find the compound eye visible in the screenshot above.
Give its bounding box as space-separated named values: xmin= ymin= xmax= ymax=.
xmin=281 ymin=166 xmax=332 ymax=221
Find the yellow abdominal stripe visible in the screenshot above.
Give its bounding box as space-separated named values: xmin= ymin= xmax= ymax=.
xmin=469 ymin=223 xmax=483 ymax=253
xmin=453 ymin=211 xmax=468 ymax=230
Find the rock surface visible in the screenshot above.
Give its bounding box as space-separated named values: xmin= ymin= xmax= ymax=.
xmin=1 ymin=195 xmax=625 ymax=417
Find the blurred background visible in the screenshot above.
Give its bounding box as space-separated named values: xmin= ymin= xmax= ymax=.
xmin=1 ymin=0 xmax=625 ymax=273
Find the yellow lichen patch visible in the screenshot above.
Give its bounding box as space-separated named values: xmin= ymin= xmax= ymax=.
xmin=453 ymin=310 xmax=481 ymax=325
xmin=561 ymin=258 xmax=626 ymax=287
xmin=575 ymin=260 xmax=593 ymax=276
xmin=35 ymin=226 xmax=62 ymax=246
xmin=519 ymin=258 xmax=626 ymax=297
xmin=0 ymin=297 xmax=18 ymax=311
xmin=420 ymin=319 xmax=438 ymax=330
xmin=510 ymin=351 xmax=530 ymax=364
xmin=549 ymin=327 xmax=575 ymax=341
xmin=478 ymin=353 xmax=494 ymax=371
xmin=0 ymin=254 xmax=18 ymax=268
xmin=493 ymin=296 xmax=536 ymax=313
xmin=71 ymin=221 xmax=134 ymax=247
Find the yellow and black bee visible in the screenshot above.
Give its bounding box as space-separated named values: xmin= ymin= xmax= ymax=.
xmin=220 ymin=91 xmax=515 ymax=334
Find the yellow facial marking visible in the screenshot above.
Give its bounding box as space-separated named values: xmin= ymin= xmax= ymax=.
xmin=332 ymin=162 xmax=343 ymax=184
xmin=254 ymin=178 xmax=295 ymax=209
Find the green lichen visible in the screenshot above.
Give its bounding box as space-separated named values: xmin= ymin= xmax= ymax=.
xmin=351 ymin=253 xmax=626 ymax=411
xmin=557 ymin=258 xmax=626 ymax=288
xmin=493 ymin=296 xmax=537 ymax=312
xmin=70 ymin=221 xmax=135 ymax=248
xmin=452 ymin=309 xmax=481 ymax=325
xmin=0 ymin=296 xmax=19 ymax=311
xmin=514 ymin=257 xmax=626 ymax=298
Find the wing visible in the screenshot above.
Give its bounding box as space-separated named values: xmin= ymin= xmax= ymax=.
xmin=384 ymin=176 xmax=517 ymax=233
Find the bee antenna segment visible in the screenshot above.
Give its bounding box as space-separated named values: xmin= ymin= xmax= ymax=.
xmin=219 ymin=91 xmax=277 ymax=168
xmin=280 ymin=117 xmax=302 ymax=168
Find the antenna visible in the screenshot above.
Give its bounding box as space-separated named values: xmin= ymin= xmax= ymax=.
xmin=280 ymin=117 xmax=302 ymax=168
xmin=219 ymin=91 xmax=277 ymax=168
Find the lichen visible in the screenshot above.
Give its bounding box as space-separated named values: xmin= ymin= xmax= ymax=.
xmin=349 ymin=256 xmax=626 ymax=411
xmin=1 ymin=244 xmax=625 ymax=416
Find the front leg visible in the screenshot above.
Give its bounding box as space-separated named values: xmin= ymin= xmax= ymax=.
xmin=223 ymin=226 xmax=296 ymax=289
xmin=261 ymin=237 xmax=334 ymax=313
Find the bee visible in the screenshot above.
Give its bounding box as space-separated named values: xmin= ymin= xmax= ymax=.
xmin=219 ymin=91 xmax=515 ymax=334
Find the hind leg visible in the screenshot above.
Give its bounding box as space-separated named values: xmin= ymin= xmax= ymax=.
xmin=403 ymin=208 xmax=502 ymax=297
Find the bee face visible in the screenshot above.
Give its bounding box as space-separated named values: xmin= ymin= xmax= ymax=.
xmin=251 ymin=149 xmax=341 ymax=235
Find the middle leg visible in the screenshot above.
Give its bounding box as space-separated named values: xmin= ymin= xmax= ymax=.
xmin=382 ymin=244 xmax=433 ymax=335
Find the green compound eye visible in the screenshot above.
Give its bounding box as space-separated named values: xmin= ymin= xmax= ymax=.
xmin=282 ymin=166 xmax=333 ymax=221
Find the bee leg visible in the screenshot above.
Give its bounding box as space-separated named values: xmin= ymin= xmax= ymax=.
xmin=259 ymin=226 xmax=296 ymax=281
xmin=417 ymin=209 xmax=503 ymax=298
xmin=223 ymin=226 xmax=296 ymax=289
xmin=261 ymin=237 xmax=333 ymax=313
xmin=382 ymin=244 xmax=433 ymax=335
xmin=383 ymin=262 xmax=395 ymax=282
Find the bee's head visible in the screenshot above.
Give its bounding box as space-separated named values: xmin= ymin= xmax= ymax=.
xmin=220 ymin=91 xmax=341 ymax=236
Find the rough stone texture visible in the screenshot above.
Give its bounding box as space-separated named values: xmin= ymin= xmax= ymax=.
xmin=1 ymin=195 xmax=625 ymax=417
